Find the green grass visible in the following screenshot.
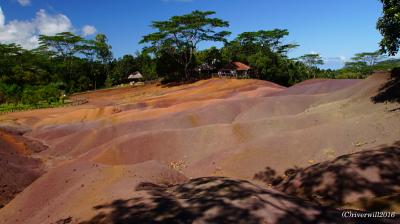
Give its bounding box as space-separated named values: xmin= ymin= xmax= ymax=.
xmin=0 ymin=101 xmax=65 ymax=114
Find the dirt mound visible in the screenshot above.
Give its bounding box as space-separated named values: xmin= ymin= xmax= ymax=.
xmin=254 ymin=141 xmax=400 ymax=209
xmin=0 ymin=129 xmax=46 ymax=208
xmin=0 ymin=73 xmax=399 ymax=223
xmin=275 ymin=79 xmax=361 ymax=95
xmin=80 ymin=177 xmax=362 ymax=224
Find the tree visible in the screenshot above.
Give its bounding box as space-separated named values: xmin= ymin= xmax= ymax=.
xmin=351 ymin=51 xmax=385 ymax=66
xmin=78 ymin=39 xmax=98 ymax=89
xmin=38 ymin=32 xmax=83 ymax=58
xmin=342 ymin=51 xmax=386 ymax=77
xmin=93 ymin=34 xmax=113 ymax=88
xmin=196 ymin=47 xmax=223 ymax=68
xmin=39 ymin=32 xmax=83 ymax=88
xmin=298 ymin=54 xmax=324 ymax=68
xmin=221 ymin=29 xmax=305 ymax=85
xmin=140 ymin=10 xmax=231 ymax=80
xmin=236 ymin=29 xmax=298 ymax=55
xmin=377 ymin=0 xmax=400 ymax=55
xmin=109 ymin=55 xmax=137 ymax=85
xmin=135 ymin=51 xmax=158 ymax=81
xmin=297 ymin=54 xmax=324 ymax=78
xmin=0 ymin=33 xmax=117 ymax=106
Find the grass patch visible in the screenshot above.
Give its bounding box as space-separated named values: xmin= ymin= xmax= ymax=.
xmin=0 ymin=102 xmax=65 ymax=113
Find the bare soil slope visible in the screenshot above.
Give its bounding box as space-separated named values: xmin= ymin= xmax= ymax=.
xmin=0 ymin=128 xmax=46 ymax=208
xmin=0 ymin=73 xmax=399 ymax=224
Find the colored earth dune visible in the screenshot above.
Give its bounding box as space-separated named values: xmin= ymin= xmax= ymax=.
xmin=0 ymin=72 xmax=399 ymax=224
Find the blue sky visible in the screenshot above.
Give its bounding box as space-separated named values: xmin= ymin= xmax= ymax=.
xmin=0 ymin=0 xmax=384 ymax=69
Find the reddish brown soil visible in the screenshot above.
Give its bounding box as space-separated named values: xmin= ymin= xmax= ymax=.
xmin=0 ymin=74 xmax=399 ymax=224
xmin=0 ymin=128 xmax=46 ymax=208
xmin=253 ymin=141 xmax=400 ymax=208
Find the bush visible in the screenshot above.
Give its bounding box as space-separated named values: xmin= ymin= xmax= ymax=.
xmin=37 ymin=84 xmax=61 ymax=103
xmin=21 ymin=85 xmax=61 ymax=105
xmin=0 ymin=91 xmax=5 ymax=104
xmin=0 ymin=83 xmax=22 ymax=103
xmin=21 ymin=87 xmax=40 ymax=105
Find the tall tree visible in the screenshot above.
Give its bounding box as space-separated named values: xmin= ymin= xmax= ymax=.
xmin=236 ymin=29 xmax=298 ymax=55
xmin=377 ymin=0 xmax=400 ymax=55
xmin=38 ymin=32 xmax=83 ymax=87
xmin=298 ymin=54 xmax=324 ymax=67
xmin=297 ymin=54 xmax=324 ymax=78
xmin=78 ymin=39 xmax=99 ymax=89
xmin=351 ymin=51 xmax=385 ymax=66
xmin=94 ymin=34 xmax=113 ymax=87
xmin=342 ymin=51 xmax=386 ymax=77
xmin=38 ymin=32 xmax=83 ymax=58
xmin=140 ymin=10 xmax=231 ymax=80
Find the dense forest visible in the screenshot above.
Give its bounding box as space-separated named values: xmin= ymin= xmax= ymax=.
xmin=0 ymin=10 xmax=399 ymax=110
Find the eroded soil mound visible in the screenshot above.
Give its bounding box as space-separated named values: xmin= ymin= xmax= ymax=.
xmin=0 ymin=128 xmax=46 ymax=208
xmin=254 ymin=141 xmax=400 ymax=210
xmin=0 ymin=73 xmax=399 ymax=224
xmin=80 ymin=177 xmax=363 ymax=224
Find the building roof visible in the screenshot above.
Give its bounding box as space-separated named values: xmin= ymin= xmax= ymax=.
xmin=128 ymin=72 xmax=143 ymax=79
xmin=232 ymin=62 xmax=251 ymax=71
xmin=221 ymin=62 xmax=251 ymax=71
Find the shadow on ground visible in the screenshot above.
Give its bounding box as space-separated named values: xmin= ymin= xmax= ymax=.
xmin=79 ymin=177 xmax=360 ymax=224
xmin=254 ymin=141 xmax=400 ymax=211
xmin=372 ymin=68 xmax=400 ymax=105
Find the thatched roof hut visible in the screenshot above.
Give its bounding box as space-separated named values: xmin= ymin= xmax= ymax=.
xmin=128 ymin=72 xmax=143 ymax=80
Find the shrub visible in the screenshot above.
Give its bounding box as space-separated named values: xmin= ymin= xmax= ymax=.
xmin=21 ymin=86 xmax=40 ymax=105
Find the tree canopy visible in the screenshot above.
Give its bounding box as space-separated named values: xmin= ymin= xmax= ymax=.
xmin=297 ymin=54 xmax=324 ymax=68
xmin=377 ymin=0 xmax=400 ymax=55
xmin=351 ymin=51 xmax=386 ymax=66
xmin=140 ymin=10 xmax=231 ymax=80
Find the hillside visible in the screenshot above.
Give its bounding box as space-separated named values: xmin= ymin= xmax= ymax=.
xmin=0 ymin=72 xmax=399 ymax=224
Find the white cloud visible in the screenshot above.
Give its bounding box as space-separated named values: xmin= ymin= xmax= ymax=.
xmin=0 ymin=7 xmax=4 ymax=28
xmin=17 ymin=0 xmax=31 ymax=7
xmin=36 ymin=9 xmax=72 ymax=35
xmin=0 ymin=7 xmax=78 ymax=49
xmin=82 ymin=25 xmax=97 ymax=36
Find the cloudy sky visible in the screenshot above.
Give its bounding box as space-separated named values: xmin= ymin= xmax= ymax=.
xmin=0 ymin=0 xmax=384 ymax=69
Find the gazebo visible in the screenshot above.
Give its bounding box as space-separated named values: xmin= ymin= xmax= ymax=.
xmin=218 ymin=62 xmax=251 ymax=78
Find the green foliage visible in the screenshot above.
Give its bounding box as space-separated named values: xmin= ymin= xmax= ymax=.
xmin=156 ymin=50 xmax=184 ymax=83
xmin=0 ymin=32 xmax=117 ymax=105
xmin=218 ymin=29 xmax=310 ymax=86
xmin=377 ymin=0 xmax=400 ymax=55
xmin=21 ymin=85 xmax=60 ymax=105
xmin=375 ymin=58 xmax=400 ymax=70
xmin=351 ymin=51 xmax=386 ymax=66
xmin=338 ymin=51 xmax=388 ymax=78
xmin=136 ymin=52 xmax=158 ymax=81
xmin=0 ymin=83 xmax=22 ymax=104
xmin=107 ymin=52 xmax=157 ymax=86
xmin=21 ymin=87 xmax=40 ymax=105
xmin=297 ymin=54 xmax=324 ymax=79
xmin=0 ymin=102 xmax=64 ymax=113
xmin=297 ymin=54 xmax=324 ymax=68
xmin=109 ymin=55 xmax=137 ymax=86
